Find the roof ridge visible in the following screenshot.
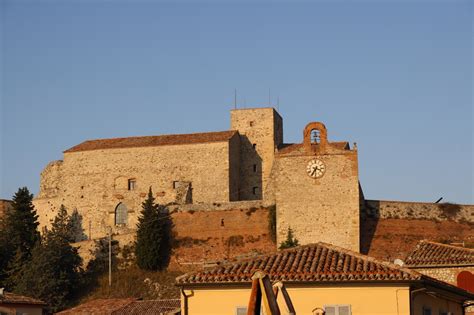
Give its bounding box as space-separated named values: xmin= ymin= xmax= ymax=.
xmin=316 ymin=242 xmax=422 ymax=278
xmin=73 ymin=130 xmax=238 ymax=145
xmin=420 ymin=240 xmax=474 ymax=252
xmin=64 ymin=130 xmax=239 ymax=153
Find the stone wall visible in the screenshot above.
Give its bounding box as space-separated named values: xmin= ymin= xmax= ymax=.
xmin=34 ymin=140 xmax=236 ymax=239
xmin=0 ymin=199 xmax=12 ymax=220
xmin=364 ymin=200 xmax=474 ymax=223
xmin=410 ymin=266 xmax=474 ymax=286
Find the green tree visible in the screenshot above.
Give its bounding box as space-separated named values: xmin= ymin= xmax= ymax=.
xmin=14 ymin=205 xmax=82 ymax=312
xmin=279 ymin=227 xmax=299 ymax=249
xmin=0 ymin=187 xmax=40 ymax=285
xmin=135 ymin=188 xmax=170 ymax=270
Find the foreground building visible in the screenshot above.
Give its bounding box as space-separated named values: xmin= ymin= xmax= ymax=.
xmin=0 ymin=289 xmax=46 ymax=315
xmin=176 ymin=242 xmax=474 ymax=315
xmin=56 ymin=298 xmax=180 ymax=315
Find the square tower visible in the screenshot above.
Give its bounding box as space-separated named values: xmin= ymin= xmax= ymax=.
xmin=230 ymin=108 xmax=283 ymax=200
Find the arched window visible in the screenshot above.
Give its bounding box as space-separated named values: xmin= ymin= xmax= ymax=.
xmin=115 ymin=203 xmax=128 ymax=226
xmin=311 ymin=129 xmax=321 ymax=144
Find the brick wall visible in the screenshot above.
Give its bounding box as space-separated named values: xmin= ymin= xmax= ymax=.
xmin=171 ymin=206 xmax=275 ymax=265
xmin=74 ymin=205 xmax=276 ymax=269
xmin=361 ymin=217 xmax=474 ymax=262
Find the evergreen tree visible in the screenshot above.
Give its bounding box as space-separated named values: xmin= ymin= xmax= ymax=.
xmin=135 ymin=188 xmax=167 ymax=270
xmin=279 ymin=227 xmax=299 ymax=249
xmin=67 ymin=208 xmax=87 ymax=242
xmin=14 ymin=205 xmax=82 ymax=312
xmin=0 ymin=187 xmax=39 ymax=285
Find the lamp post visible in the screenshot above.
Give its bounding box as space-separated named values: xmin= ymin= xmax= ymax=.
xmin=108 ymin=226 xmax=112 ymax=287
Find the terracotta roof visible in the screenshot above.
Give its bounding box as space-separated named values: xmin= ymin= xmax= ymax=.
xmin=0 ymin=291 xmax=46 ymax=306
xmin=113 ymin=299 xmax=180 ymax=315
xmin=405 ymin=241 xmax=474 ymax=267
xmin=56 ymin=298 xmax=136 ymax=315
xmin=176 ymin=242 xmax=423 ymax=285
xmin=64 ymin=130 xmax=238 ymax=153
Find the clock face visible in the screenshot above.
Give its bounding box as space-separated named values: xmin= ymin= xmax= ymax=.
xmin=306 ymin=159 xmax=326 ymax=178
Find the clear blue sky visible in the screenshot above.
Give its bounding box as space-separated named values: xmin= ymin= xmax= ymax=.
xmin=1 ymin=1 xmax=472 ymax=204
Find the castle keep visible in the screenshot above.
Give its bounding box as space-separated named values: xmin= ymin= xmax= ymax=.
xmin=34 ymin=107 xmax=358 ymax=251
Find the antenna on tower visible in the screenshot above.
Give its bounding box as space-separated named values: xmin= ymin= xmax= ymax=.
xmin=234 ymin=89 xmax=237 ymax=109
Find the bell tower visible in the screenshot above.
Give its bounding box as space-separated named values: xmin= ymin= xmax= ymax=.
xmin=273 ymin=121 xmax=360 ymax=252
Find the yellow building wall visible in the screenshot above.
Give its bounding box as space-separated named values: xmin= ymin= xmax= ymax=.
xmin=181 ymin=284 xmax=411 ymax=315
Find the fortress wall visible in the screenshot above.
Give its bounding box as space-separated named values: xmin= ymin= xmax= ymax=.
xmin=34 ymin=140 xmax=234 ymax=239
xmin=73 ymin=206 xmax=276 ymax=269
xmin=171 ymin=206 xmax=275 ymax=265
xmin=361 ymin=217 xmax=474 ymax=262
xmin=364 ymin=200 xmax=474 ymax=223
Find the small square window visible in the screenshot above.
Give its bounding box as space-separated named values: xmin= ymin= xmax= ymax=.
xmin=252 ymin=187 xmax=258 ymax=195
xmin=253 ymin=164 xmax=257 ymax=172
xmin=324 ymin=305 xmax=351 ymax=315
xmin=252 ymin=143 xmax=257 ymax=149
xmin=249 ymin=121 xmax=254 ymax=127
xmin=128 ymin=179 xmax=136 ymax=191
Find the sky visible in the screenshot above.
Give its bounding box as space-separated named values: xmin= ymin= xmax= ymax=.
xmin=0 ymin=0 xmax=472 ymax=204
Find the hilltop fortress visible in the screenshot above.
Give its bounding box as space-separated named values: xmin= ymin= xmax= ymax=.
xmin=33 ymin=107 xmax=473 ymax=261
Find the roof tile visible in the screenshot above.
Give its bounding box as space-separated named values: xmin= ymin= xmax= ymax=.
xmin=176 ymin=242 xmax=422 ymax=285
xmin=405 ymin=241 xmax=474 ymax=266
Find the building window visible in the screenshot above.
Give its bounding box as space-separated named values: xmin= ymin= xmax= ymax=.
xmin=422 ymin=307 xmax=432 ymax=315
xmin=115 ymin=203 xmax=128 ymax=226
xmin=249 ymin=121 xmax=254 ymax=127
xmin=253 ymin=164 xmax=257 ymax=172
xmin=324 ymin=305 xmax=351 ymax=315
xmin=236 ymin=307 xmax=247 ymax=315
xmin=311 ymin=129 xmax=321 ymax=144
xmin=128 ymin=179 xmax=136 ymax=190
xmin=252 ymin=143 xmax=257 ymax=149
xmin=252 ymin=187 xmax=258 ymax=195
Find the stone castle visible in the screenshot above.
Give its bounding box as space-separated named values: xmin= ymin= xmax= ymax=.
xmin=33 ymin=107 xmax=473 ymax=258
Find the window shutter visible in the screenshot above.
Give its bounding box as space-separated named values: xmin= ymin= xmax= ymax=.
xmin=236 ymin=306 xmax=247 ymax=315
xmin=338 ymin=306 xmax=351 ymax=315
xmin=325 ymin=306 xmax=336 ymax=315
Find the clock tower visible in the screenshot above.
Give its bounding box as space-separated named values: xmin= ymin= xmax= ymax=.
xmin=272 ymin=122 xmax=360 ymax=251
